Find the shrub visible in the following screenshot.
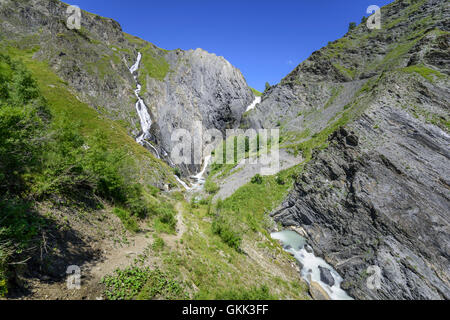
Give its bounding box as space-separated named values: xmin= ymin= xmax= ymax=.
xmin=113 ymin=208 xmax=139 ymax=233
xmin=348 ymin=22 xmax=357 ymax=31
xmin=251 ymin=174 xmax=263 ymax=185
xmin=275 ymin=175 xmax=285 ymax=185
xmin=173 ymin=167 xmax=181 ymax=178
xmin=151 ymin=202 xmax=177 ymax=233
xmin=102 ymin=266 xmax=186 ymax=300
xmin=212 ymin=216 xmax=242 ymax=251
xmin=214 ymin=285 xmax=275 ymax=300
xmin=148 ymin=185 xmax=160 ymax=197
xmin=204 ymin=180 xmax=219 ymax=194
xmin=198 ymin=197 xmax=211 ymax=206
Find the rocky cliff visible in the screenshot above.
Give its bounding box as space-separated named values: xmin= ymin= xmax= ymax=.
xmin=249 ymin=0 xmax=449 ymax=299
xmin=0 ymin=0 xmax=253 ymax=176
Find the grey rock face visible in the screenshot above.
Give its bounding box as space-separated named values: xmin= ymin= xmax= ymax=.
xmin=274 ymin=123 xmax=450 ymax=299
xmin=141 ymin=48 xmax=253 ymax=175
xmin=244 ymin=0 xmax=449 ymax=137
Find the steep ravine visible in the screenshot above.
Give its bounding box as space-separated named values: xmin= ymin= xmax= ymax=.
xmin=247 ymin=0 xmax=450 ymax=300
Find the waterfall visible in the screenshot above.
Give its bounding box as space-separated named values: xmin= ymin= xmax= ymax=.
xmin=129 ymin=53 xmax=190 ymax=190
xmin=245 ymin=96 xmax=262 ymax=112
xmin=128 ymin=53 xmax=213 ymax=192
xmin=192 ymin=155 xmax=212 ymax=181
xmin=189 ymin=155 xmax=212 ymax=192
xmin=129 ymin=53 xmax=155 ymax=151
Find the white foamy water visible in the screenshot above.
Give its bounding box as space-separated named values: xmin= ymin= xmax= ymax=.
xmin=193 ymin=155 xmax=212 ymax=181
xmin=129 ymin=52 xmax=142 ymax=74
xmin=189 ymin=155 xmax=212 ymax=192
xmin=245 ymin=96 xmax=261 ymax=112
xmin=175 ymin=175 xmax=191 ymax=190
xmin=271 ymin=230 xmax=353 ymax=300
xmin=129 ymin=54 xmax=153 ymax=145
xmin=129 ymin=53 xmax=191 ymax=190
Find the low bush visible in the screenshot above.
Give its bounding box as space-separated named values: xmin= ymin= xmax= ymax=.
xmin=275 ymin=175 xmax=285 ymax=185
xmin=251 ymin=174 xmax=263 ymax=184
xmin=151 ymin=202 xmax=177 ymax=233
xmin=113 ymin=208 xmax=139 ymax=233
xmin=212 ymin=215 xmax=242 ymax=251
xmin=204 ymin=180 xmax=219 ymax=194
xmin=102 ymin=266 xmax=186 ymax=300
xmin=214 ymin=285 xmax=276 ymax=300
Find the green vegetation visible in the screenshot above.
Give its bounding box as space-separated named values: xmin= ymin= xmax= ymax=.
xmin=348 ymin=22 xmax=357 ymax=32
xmin=333 ymin=63 xmax=356 ymax=79
xmin=125 ymin=35 xmax=170 ymax=96
xmin=102 ymin=266 xmax=187 ymax=300
xmin=324 ymin=86 xmax=344 ymax=109
xmin=151 ymin=201 xmax=178 ymax=234
xmin=0 ymin=47 xmax=174 ymax=294
xmin=204 ymin=180 xmax=220 ymax=194
xmin=214 ymin=285 xmax=276 ymax=300
xmin=251 ymin=87 xmax=263 ymax=97
xmin=113 ymin=208 xmax=139 ymax=233
xmin=212 ymin=215 xmax=242 ymax=251
xmin=251 ymin=174 xmax=263 ymax=185
xmin=402 ymin=64 xmax=445 ymax=83
xmin=152 ymin=236 xmax=165 ymax=251
xmin=142 ymin=200 xmax=308 ymax=300
xmin=220 ymin=167 xmax=299 ymax=233
xmin=140 ymin=45 xmax=170 ymax=82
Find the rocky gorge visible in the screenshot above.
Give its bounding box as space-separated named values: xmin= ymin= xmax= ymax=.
xmin=249 ymin=0 xmax=450 ymax=300
xmin=0 ymin=0 xmax=448 ymax=301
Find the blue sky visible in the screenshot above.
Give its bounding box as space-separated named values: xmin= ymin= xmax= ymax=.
xmin=71 ymin=0 xmax=392 ymax=91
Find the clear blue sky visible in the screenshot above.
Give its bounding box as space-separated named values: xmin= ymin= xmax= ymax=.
xmin=71 ymin=0 xmax=392 ymax=92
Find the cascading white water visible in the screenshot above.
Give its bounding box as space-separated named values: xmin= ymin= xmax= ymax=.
xmin=129 ymin=53 xmax=190 ymax=189
xmin=175 ymin=175 xmax=192 ymax=190
xmin=245 ymin=96 xmax=261 ymax=112
xmin=129 ymin=53 xmax=153 ymax=145
xmin=193 ymin=155 xmax=212 ymax=181
xmin=271 ymin=230 xmax=353 ymax=300
xmin=190 ymin=155 xmax=212 ymax=191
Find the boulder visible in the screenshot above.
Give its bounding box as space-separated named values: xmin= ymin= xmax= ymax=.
xmin=318 ymin=266 xmax=335 ymax=286
xmin=309 ymin=281 xmax=331 ymax=300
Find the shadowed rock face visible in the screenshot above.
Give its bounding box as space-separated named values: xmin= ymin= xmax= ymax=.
xmin=0 ymin=0 xmax=254 ymax=175
xmin=258 ymin=0 xmax=450 ymax=300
